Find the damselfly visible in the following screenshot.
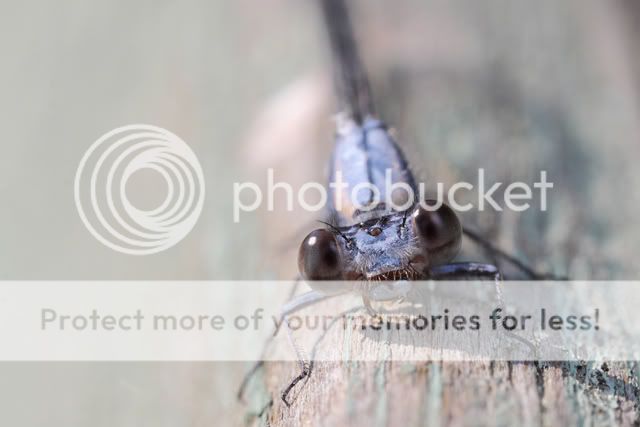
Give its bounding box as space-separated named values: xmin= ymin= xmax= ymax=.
xmin=239 ymin=0 xmax=556 ymax=409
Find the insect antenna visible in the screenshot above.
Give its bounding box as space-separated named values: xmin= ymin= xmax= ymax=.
xmin=398 ymin=206 xmax=412 ymax=237
xmin=401 ymin=207 xmax=410 ymax=228
xmin=317 ymin=220 xmax=353 ymax=245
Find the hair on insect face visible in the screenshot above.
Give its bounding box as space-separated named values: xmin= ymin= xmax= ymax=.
xmin=298 ymin=201 xmax=462 ymax=282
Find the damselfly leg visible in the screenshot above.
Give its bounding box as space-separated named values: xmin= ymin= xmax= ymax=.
xmin=237 ymin=285 xmax=347 ymax=406
xmin=429 ymin=262 xmax=501 ymax=281
xmin=429 ymin=261 xmax=538 ymax=355
xmin=463 ymin=228 xmax=565 ymax=280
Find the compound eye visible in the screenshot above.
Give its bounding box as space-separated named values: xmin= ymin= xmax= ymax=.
xmin=298 ymin=229 xmax=343 ymax=280
xmin=412 ymin=200 xmax=462 ymax=250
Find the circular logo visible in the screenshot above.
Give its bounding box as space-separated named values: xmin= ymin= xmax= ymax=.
xmin=74 ymin=124 xmax=205 ymax=255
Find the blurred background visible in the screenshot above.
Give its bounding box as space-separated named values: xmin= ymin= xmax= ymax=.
xmin=1 ymin=0 xmax=639 ymax=425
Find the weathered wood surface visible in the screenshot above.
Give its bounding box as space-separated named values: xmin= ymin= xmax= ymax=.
xmin=243 ymin=1 xmax=640 ymax=426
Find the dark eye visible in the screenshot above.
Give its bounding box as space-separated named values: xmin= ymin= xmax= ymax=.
xmin=298 ymin=229 xmax=343 ymax=280
xmin=412 ymin=200 xmax=462 ymax=250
